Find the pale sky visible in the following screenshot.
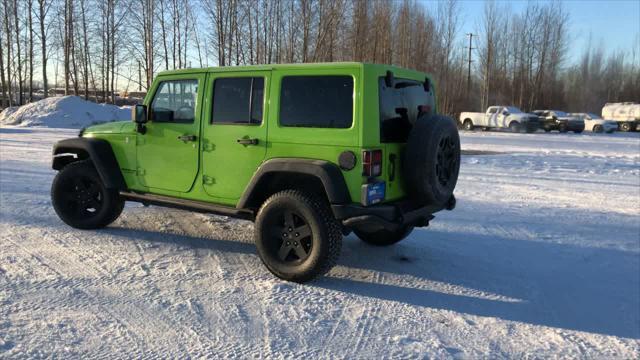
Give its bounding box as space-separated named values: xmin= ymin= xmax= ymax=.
xmin=429 ymin=0 xmax=640 ymax=62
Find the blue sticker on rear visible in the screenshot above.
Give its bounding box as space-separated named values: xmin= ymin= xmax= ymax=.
xmin=367 ymin=182 xmax=386 ymax=204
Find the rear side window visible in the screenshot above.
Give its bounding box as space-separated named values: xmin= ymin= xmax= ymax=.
xmin=151 ymin=80 xmax=198 ymax=123
xmin=212 ymin=77 xmax=264 ymax=124
xmin=280 ymin=76 xmax=353 ymax=128
xmin=379 ymin=78 xmax=432 ymax=143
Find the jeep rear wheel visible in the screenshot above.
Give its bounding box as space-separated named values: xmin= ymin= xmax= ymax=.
xmin=51 ymin=160 xmax=124 ymax=229
xmin=404 ymin=115 xmax=460 ymax=206
xmin=254 ymin=190 xmax=341 ymax=282
xmin=354 ymin=226 xmax=414 ymax=246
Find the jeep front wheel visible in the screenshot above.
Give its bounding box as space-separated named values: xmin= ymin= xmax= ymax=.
xmin=51 ymin=160 xmax=124 ymax=229
xmin=354 ymin=226 xmax=414 ymax=246
xmin=254 ymin=190 xmax=341 ymax=282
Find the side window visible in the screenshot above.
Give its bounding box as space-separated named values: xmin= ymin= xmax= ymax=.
xmin=212 ymin=77 xmax=264 ymax=124
xmin=280 ymin=76 xmax=353 ymax=128
xmin=151 ymin=80 xmax=198 ymax=123
xmin=488 ymin=107 xmax=497 ymax=114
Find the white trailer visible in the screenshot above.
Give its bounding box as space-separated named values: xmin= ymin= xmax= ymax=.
xmin=601 ymin=102 xmax=640 ymax=132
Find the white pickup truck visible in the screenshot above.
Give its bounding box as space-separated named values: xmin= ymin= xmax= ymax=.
xmin=459 ymin=106 xmax=540 ymax=133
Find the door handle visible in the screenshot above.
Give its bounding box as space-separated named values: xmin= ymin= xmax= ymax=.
xmin=237 ymin=138 xmax=259 ymax=145
xmin=177 ymin=134 xmax=197 ymax=142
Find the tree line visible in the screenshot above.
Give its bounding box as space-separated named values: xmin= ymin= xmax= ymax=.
xmin=0 ymin=0 xmax=638 ymax=116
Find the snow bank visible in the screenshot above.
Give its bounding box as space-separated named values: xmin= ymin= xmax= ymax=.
xmin=0 ymin=96 xmax=131 ymax=129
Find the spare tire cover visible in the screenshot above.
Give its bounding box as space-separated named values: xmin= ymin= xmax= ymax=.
xmin=403 ymin=114 xmax=460 ymax=206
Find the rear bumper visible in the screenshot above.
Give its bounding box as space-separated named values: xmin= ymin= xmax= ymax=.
xmin=332 ymin=195 xmax=456 ymax=232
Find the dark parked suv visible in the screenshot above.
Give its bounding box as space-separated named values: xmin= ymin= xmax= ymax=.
xmin=533 ymin=110 xmax=585 ymax=133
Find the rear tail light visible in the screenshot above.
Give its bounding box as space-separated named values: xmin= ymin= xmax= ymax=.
xmin=362 ymin=149 xmax=383 ymax=177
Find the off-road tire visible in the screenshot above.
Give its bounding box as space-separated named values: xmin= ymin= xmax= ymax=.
xmin=51 ymin=160 xmax=124 ymax=230
xmin=354 ymin=226 xmax=414 ymax=246
xmin=404 ymin=115 xmax=460 ymax=206
xmin=593 ymin=125 xmax=603 ymax=133
xmin=509 ymin=121 xmax=521 ymax=133
xmin=254 ymin=190 xmax=342 ymax=282
xmin=463 ymin=119 xmax=474 ymax=131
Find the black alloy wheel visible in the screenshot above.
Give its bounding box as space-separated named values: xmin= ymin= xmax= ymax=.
xmin=254 ymin=190 xmax=341 ymax=282
xmin=270 ymin=210 xmax=313 ymax=263
xmin=435 ymin=136 xmax=458 ymax=188
xmin=61 ymin=176 xmax=104 ymax=220
xmin=51 ymin=160 xmax=124 ymax=229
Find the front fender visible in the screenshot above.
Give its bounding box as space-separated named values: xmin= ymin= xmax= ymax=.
xmin=52 ymin=137 xmax=127 ymax=190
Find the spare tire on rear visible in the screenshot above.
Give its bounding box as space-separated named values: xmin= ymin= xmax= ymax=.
xmin=403 ymin=114 xmax=460 ymax=206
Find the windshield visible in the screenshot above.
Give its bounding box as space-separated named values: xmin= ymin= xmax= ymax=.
xmin=553 ymin=110 xmax=568 ymax=117
xmin=505 ymin=106 xmax=523 ymax=113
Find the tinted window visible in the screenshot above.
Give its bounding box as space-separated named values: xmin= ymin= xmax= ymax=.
xmin=212 ymin=77 xmax=264 ymax=124
xmin=151 ymin=80 xmax=198 ymax=123
xmin=280 ymin=76 xmax=353 ymax=128
xmin=379 ymin=78 xmax=432 ymax=143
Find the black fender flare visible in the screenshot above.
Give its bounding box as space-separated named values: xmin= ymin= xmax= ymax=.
xmin=52 ymin=137 xmax=126 ymax=190
xmin=237 ymin=158 xmax=351 ymax=209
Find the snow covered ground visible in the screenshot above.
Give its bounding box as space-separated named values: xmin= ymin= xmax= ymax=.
xmin=0 ymin=127 xmax=638 ymax=358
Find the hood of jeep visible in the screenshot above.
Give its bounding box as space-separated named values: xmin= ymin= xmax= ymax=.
xmin=82 ymin=121 xmax=134 ymax=135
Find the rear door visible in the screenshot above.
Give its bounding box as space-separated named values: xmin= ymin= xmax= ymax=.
xmin=137 ymin=74 xmax=205 ymax=192
xmin=201 ymin=71 xmax=270 ymax=204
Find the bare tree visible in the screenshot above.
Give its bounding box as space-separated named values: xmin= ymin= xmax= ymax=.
xmin=0 ymin=1 xmax=6 ymax=106
xmin=63 ymin=0 xmax=72 ymax=95
xmin=37 ymin=0 xmax=50 ymax=98
xmin=12 ymin=0 xmax=23 ymax=104
xmin=27 ymin=0 xmax=34 ymax=102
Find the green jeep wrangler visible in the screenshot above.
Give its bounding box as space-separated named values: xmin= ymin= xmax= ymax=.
xmin=51 ymin=62 xmax=460 ymax=282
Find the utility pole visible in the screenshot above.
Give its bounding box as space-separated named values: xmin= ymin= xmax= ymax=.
xmin=466 ymin=33 xmax=475 ymax=99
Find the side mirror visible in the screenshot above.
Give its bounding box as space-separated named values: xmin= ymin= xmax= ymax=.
xmin=385 ymin=71 xmax=395 ymax=88
xmin=502 ymin=111 xmax=510 ymax=116
xmin=133 ymin=104 xmax=148 ymax=123
xmin=132 ymin=104 xmax=148 ymax=134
